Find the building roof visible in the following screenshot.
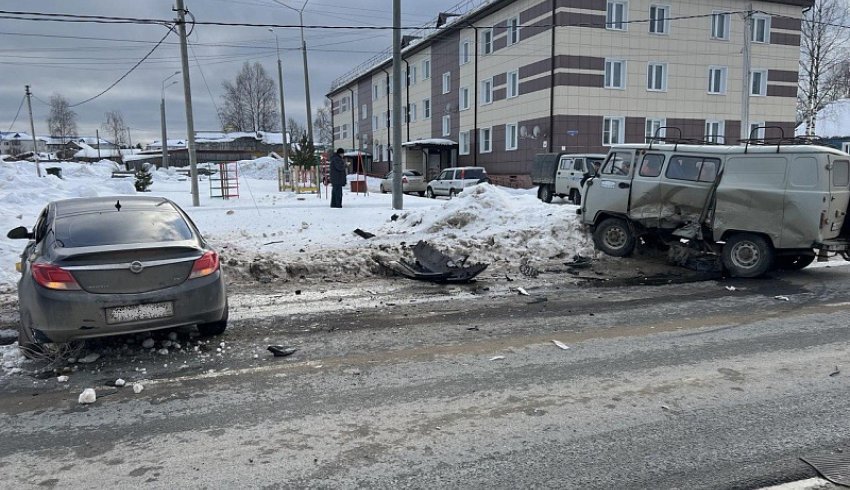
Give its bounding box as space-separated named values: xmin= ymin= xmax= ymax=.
xmin=796 ymin=98 xmax=850 ymax=138
xmin=327 ymin=0 xmax=814 ymax=96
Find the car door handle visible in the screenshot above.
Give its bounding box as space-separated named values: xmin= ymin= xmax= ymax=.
xmin=618 ymin=182 xmax=630 ymax=189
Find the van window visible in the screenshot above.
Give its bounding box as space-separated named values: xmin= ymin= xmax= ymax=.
xmin=833 ymin=160 xmax=849 ymax=187
xmin=573 ymin=159 xmax=584 ymax=171
xmin=559 ymin=158 xmax=573 ymax=170
xmin=639 ymin=154 xmax=664 ymax=177
xmin=666 ymin=156 xmax=720 ymax=182
xmin=789 ymin=157 xmax=818 ymax=188
xmin=601 ymin=151 xmax=633 ymax=176
xmin=438 ymin=170 xmax=452 ymax=180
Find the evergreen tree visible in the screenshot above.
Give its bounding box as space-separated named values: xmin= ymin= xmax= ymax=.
xmin=290 ymin=133 xmax=316 ymax=168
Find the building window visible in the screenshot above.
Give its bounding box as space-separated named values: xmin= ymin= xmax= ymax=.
xmin=423 ymin=98 xmax=431 ymax=119
xmin=423 ymin=59 xmax=431 ymax=79
xmin=407 ymin=66 xmax=417 ymax=86
xmin=750 ymin=69 xmax=767 ymax=96
xmin=749 ymin=121 xmax=765 ymax=139
xmin=442 ymin=72 xmax=451 ymax=94
xmin=459 ymin=131 xmax=470 ymax=155
xmin=442 ymin=115 xmax=451 ymax=136
xmin=507 ymin=70 xmax=519 ymax=98
xmin=387 ymin=110 xmax=393 ymax=128
xmin=505 ymin=123 xmax=518 ymax=150
xmin=479 ymin=127 xmax=492 ymax=153
xmin=360 ymin=104 xmax=367 ymax=120
xmin=373 ymin=84 xmax=380 ymax=99
xmin=711 ymin=12 xmax=730 ymax=40
xmin=409 ymin=103 xmax=417 ymax=122
xmin=649 ymin=5 xmax=669 ymax=34
xmin=460 ymin=39 xmax=471 ymax=65
xmin=372 ymin=115 xmax=379 ymax=129
xmin=647 ymin=62 xmax=667 ymax=91
xmin=645 ymin=118 xmax=666 ymax=142
xmin=340 ymin=124 xmax=348 ymax=140
xmin=386 ymin=77 xmax=392 ymax=95
xmin=607 ymin=1 xmax=628 ymax=30
xmin=605 ymin=59 xmax=626 ymax=89
xmin=340 ymin=96 xmax=349 ymax=113
xmin=508 ymin=16 xmax=520 ymax=45
xmin=705 ymin=120 xmax=725 ymax=143
xmin=482 ymin=28 xmax=493 ymax=54
xmin=752 ymin=14 xmax=770 ymax=43
xmin=603 ymin=116 xmax=625 ymax=145
xmin=481 ymin=78 xmax=493 ymax=105
xmin=708 ymin=66 xmax=727 ymax=94
xmin=460 ymin=86 xmax=470 ymax=111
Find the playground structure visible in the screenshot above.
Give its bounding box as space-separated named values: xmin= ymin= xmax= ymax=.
xmin=209 ymin=161 xmax=239 ymax=199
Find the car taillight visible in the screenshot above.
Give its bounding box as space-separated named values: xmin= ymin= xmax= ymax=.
xmin=189 ymin=251 xmax=220 ymax=279
xmin=32 ymin=263 xmax=81 ymax=290
xmin=402 ymin=176 xmax=408 ymax=184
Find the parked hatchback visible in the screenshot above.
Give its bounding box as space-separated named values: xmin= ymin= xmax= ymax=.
xmin=379 ymin=169 xmax=427 ymax=196
xmin=7 ymin=196 xmax=228 ymax=357
xmin=426 ymin=166 xmax=489 ymax=198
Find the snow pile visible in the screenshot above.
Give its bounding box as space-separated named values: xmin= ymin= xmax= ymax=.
xmin=377 ymin=184 xmax=592 ymax=264
xmin=236 ymin=157 xmax=283 ymax=180
xmin=1 ymin=343 xmax=25 ymax=376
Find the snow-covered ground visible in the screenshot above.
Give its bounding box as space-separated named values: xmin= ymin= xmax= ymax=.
xmin=0 ymin=158 xmax=592 ymax=290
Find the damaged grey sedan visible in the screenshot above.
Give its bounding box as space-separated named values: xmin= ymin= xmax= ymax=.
xmin=7 ymin=196 xmax=228 ymax=358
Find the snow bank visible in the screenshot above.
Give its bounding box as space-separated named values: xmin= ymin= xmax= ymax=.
xmin=236 ymin=157 xmax=283 ymax=180
xmin=0 ymin=343 xmax=25 ymax=376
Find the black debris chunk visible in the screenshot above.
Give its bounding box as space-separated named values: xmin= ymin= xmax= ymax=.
xmin=267 ymin=345 xmax=298 ymax=357
xmin=354 ymin=228 xmax=376 ymax=239
xmin=389 ymin=240 xmax=488 ymax=283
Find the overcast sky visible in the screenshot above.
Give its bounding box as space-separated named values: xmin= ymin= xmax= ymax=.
xmin=0 ymin=0 xmax=464 ymax=143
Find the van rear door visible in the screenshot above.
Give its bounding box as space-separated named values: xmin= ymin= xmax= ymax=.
xmin=582 ymin=150 xmax=634 ymax=223
xmin=554 ymin=156 xmax=574 ymax=195
xmin=629 ymin=153 xmax=665 ymax=227
xmin=826 ymin=157 xmax=850 ymax=238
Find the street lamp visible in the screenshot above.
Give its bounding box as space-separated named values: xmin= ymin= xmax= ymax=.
xmin=268 ymin=28 xmax=290 ymax=167
xmin=160 ymin=71 xmax=180 ymax=169
xmin=270 ymin=0 xmax=313 ymax=145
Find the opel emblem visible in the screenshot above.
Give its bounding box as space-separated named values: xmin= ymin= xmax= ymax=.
xmin=129 ymin=261 xmax=144 ymax=274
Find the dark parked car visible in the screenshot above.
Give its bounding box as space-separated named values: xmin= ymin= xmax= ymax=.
xmin=7 ymin=196 xmax=228 ymax=357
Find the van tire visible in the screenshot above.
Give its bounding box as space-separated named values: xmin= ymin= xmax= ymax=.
xmin=539 ymin=185 xmax=553 ymax=203
xmin=426 ymin=188 xmax=435 ymax=199
xmin=449 ymin=189 xmax=457 ymax=198
xmin=774 ymin=252 xmax=815 ymax=271
xmin=570 ymin=189 xmax=581 ymax=205
xmin=593 ymin=218 xmax=635 ymax=257
xmin=722 ymin=233 xmax=774 ymax=277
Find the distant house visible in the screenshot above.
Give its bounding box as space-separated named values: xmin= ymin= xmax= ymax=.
xmin=796 ymin=99 xmax=850 ymax=152
xmin=0 ymin=132 xmax=47 ymax=156
xmin=132 ymin=131 xmax=289 ymax=169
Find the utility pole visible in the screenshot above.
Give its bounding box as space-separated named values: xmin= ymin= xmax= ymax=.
xmin=269 ymin=28 xmax=290 ymax=168
xmin=391 ymin=0 xmax=402 ymax=209
xmin=25 ymin=85 xmax=41 ymax=177
xmin=96 ymin=129 xmax=102 ymax=160
xmin=175 ymin=0 xmax=200 ymax=207
xmin=161 ymin=71 xmax=180 ymax=169
xmin=740 ymin=4 xmax=753 ymax=142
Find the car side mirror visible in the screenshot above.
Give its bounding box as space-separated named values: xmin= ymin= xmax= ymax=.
xmin=7 ymin=226 xmax=33 ymax=240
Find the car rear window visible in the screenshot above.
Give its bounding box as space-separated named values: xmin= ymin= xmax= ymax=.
xmin=462 ymin=168 xmax=487 ymax=179
xmin=55 ymin=210 xmax=195 ymax=248
xmin=404 ymin=170 xmax=422 ymax=176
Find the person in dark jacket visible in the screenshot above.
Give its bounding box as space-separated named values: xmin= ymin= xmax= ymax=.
xmin=330 ymin=148 xmax=346 ymax=208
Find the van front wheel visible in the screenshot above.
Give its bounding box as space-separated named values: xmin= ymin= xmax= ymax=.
xmin=593 ymin=218 xmax=635 ymax=257
xmin=722 ymin=233 xmax=774 ymax=277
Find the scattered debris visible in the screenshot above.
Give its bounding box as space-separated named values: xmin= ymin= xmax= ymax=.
xmin=389 ymin=240 xmax=488 ymax=283
xmin=78 ymin=388 xmax=97 ymax=404
xmin=489 ymin=356 xmax=505 ymax=361
xmin=142 ymin=338 xmax=155 ymax=349
xmin=268 ymin=345 xmax=298 ymax=357
xmin=527 ymin=296 xmax=548 ymax=304
xmin=390 ymin=214 xmax=399 ymax=221
xmin=830 ymin=366 xmax=841 ymax=377
xmin=552 ymin=340 xmax=570 ymax=350
xmin=353 ymin=228 xmax=376 ymax=239
xmin=774 ymin=295 xmax=790 ymax=301
xmin=725 ymin=286 xmax=737 ymax=291
xmin=343 ymin=368 xmax=361 ymax=376
xmin=466 ymin=326 xmax=480 ymax=331
xmin=516 ymin=287 xmax=529 ymax=296
xmin=157 ymin=348 xmax=169 ymax=356
xmin=519 ymin=259 xmax=539 ymax=278
xmin=565 ymin=255 xmax=593 ymax=269
xmin=504 ymin=275 xmax=514 ymax=282
xmin=78 ymin=353 xmax=100 ymax=364
xmin=132 ymin=383 xmax=144 ymax=394
xmin=57 ymin=375 xmax=69 ymax=383
xmin=168 ymin=332 xmax=178 ymax=342
xmin=114 ymin=378 xmax=126 ymax=387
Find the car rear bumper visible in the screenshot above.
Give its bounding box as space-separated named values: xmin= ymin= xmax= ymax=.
xmin=22 ymin=271 xmax=227 ymax=343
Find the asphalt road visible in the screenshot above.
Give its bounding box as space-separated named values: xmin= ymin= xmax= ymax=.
xmin=1 ymin=261 xmax=850 ymax=489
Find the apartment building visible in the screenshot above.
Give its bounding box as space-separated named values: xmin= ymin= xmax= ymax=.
xmin=327 ymin=0 xmax=810 ymax=184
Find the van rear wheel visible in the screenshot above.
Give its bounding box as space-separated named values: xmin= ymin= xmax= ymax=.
xmin=539 ymin=185 xmax=553 ymax=203
xmin=722 ymin=233 xmax=774 ymax=277
xmin=593 ymin=217 xmax=635 ymax=257
xmin=570 ymin=189 xmax=581 ymax=205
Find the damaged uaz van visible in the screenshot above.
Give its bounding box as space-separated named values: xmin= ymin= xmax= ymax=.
xmin=578 ymin=140 xmax=850 ymax=277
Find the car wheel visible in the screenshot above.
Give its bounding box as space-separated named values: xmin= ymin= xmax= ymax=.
xmin=449 ymin=189 xmax=457 ymax=198
xmin=418 ymin=191 xmax=425 ymax=197
xmin=198 ymin=305 xmax=228 ymax=337
xmin=570 ymin=189 xmax=581 ymax=205
xmin=426 ymin=188 xmax=435 ymax=199
xmin=17 ymin=313 xmax=44 ymax=360
xmin=539 ymin=185 xmax=553 ymax=203
xmin=592 ymin=217 xmax=635 ymax=257
xmin=380 ymin=185 xmax=388 ymax=193
xmin=722 ymin=233 xmax=774 ymax=278
xmin=774 ymin=251 xmax=815 ymax=271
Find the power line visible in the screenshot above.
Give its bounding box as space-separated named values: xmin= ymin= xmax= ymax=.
xmin=189 ymin=41 xmax=225 ymax=129
xmin=7 ymin=96 xmax=25 ymax=132
xmin=70 ymin=25 xmax=175 ymax=108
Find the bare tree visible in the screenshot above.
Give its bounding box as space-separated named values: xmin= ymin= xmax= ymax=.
xmin=287 ymin=117 xmax=306 ymax=143
xmin=314 ymin=99 xmax=333 ymax=148
xmin=220 ymin=62 xmax=279 ymax=132
xmin=46 ymin=94 xmax=77 ymax=144
xmin=102 ymin=110 xmax=128 ymax=148
xmin=799 ymin=0 xmax=850 ymax=134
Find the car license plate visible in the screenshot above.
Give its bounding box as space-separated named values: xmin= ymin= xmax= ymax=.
xmin=106 ymin=302 xmax=174 ymax=324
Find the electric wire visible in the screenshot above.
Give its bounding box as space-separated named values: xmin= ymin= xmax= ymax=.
xmin=6 ymin=96 xmax=25 ymax=132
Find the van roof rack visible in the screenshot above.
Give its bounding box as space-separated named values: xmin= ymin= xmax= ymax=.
xmin=741 ymin=126 xmax=826 ymax=153
xmin=647 ymin=127 xmax=726 ymax=151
